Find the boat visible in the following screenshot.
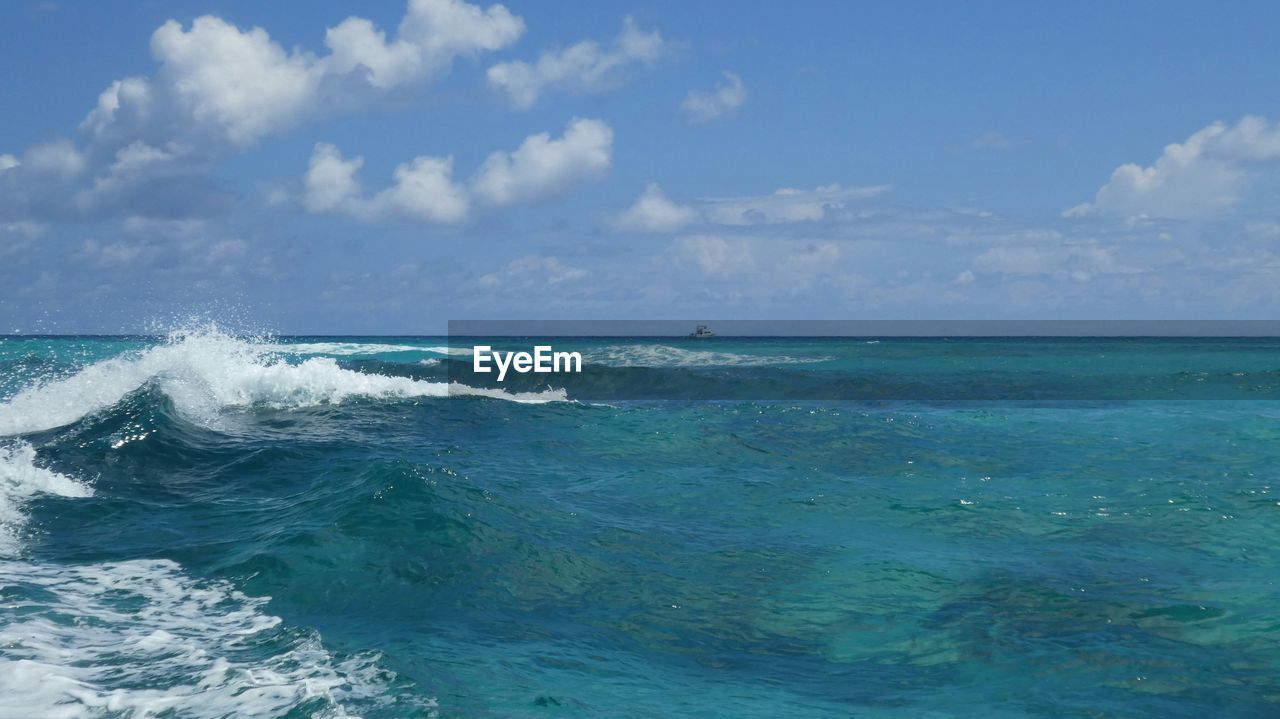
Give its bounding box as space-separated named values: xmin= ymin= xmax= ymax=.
xmin=688 ymin=324 xmax=715 ymax=338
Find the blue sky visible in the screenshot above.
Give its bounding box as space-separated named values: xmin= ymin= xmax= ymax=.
xmin=2 ymin=0 xmax=1280 ymax=333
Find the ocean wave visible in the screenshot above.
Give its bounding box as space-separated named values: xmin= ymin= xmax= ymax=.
xmin=0 ymin=328 xmax=563 ymax=436
xmin=0 ymin=442 xmax=92 ymax=556
xmin=586 ymin=344 xmax=831 ymax=368
xmin=275 ymin=341 xmax=469 ymax=357
xmin=0 ymin=558 xmax=425 ymax=719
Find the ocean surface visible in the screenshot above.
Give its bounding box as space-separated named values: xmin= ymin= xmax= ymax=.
xmin=3 ymin=329 xmax=1280 ymax=717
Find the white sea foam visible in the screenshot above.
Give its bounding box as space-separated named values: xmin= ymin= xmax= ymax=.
xmin=587 ymin=344 xmax=830 ymax=368
xmin=0 ymin=442 xmax=92 ymax=556
xmin=0 ymin=328 xmax=562 ymax=436
xmin=276 ymin=342 xmax=469 ymax=357
xmin=0 ymin=558 xmax=425 ymax=719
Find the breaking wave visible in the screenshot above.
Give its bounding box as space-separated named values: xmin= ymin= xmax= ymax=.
xmin=0 ymin=328 xmax=463 ymax=718
xmin=0 ymin=327 xmax=563 ymax=437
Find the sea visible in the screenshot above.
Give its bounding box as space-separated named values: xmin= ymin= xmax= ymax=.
xmin=2 ymin=328 xmax=1280 ymax=718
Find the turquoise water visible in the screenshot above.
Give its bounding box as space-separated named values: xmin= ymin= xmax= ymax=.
xmin=2 ymin=331 xmax=1280 ymax=717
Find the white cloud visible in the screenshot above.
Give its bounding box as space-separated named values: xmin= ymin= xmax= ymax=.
xmin=965 ymin=131 xmax=1026 ymax=152
xmin=477 ymin=255 xmax=587 ymax=289
xmin=24 ymin=140 xmax=85 ymax=177
xmin=324 ymin=0 xmax=524 ymax=90
xmin=150 ymin=17 xmax=322 ymax=147
xmin=702 ymin=183 xmax=890 ymax=225
xmin=142 ymin=0 xmax=522 ymax=147
xmin=614 ymin=183 xmax=698 ymax=232
xmin=304 ymin=118 xmax=610 ymax=223
xmin=486 ymin=16 xmax=667 ymax=109
xmin=608 ymin=180 xmax=894 ymax=234
xmin=680 ymin=72 xmax=746 ymax=125
xmin=303 ymin=143 xmax=365 ymax=213
xmin=0 ymin=155 xmax=19 ymax=172
xmin=0 ymin=0 xmax=522 ymax=224
xmin=1066 ymin=115 xmax=1280 ymax=220
xmin=303 ymin=143 xmax=469 ymax=223
xmin=80 ymin=77 xmax=153 ymax=142
xmin=471 ymin=117 xmax=613 ymax=205
xmin=372 ymin=155 xmax=470 ymax=223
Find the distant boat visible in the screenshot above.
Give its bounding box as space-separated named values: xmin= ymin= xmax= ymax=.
xmin=688 ymin=324 xmax=715 ymax=338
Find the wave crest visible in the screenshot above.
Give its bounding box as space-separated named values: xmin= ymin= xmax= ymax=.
xmin=0 ymin=328 xmax=563 ymax=437
xmin=0 ymin=442 xmax=92 ymax=556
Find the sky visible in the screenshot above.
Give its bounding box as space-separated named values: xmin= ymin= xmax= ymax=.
xmin=2 ymin=0 xmax=1280 ymax=333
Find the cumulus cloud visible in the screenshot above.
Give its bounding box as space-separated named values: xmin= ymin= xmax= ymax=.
xmin=702 ymin=183 xmax=890 ymax=225
xmin=324 ymin=0 xmax=524 ymax=90
xmin=129 ymin=0 xmax=524 ymax=148
xmin=486 ymin=16 xmax=667 ymax=109
xmin=304 ymin=143 xmax=469 ymax=223
xmin=373 ymin=156 xmax=470 ymax=223
xmin=680 ymin=72 xmax=746 ymax=125
xmin=24 ymin=140 xmax=85 ymax=177
xmin=1066 ymin=115 xmax=1280 ymax=220
xmin=471 ymin=117 xmax=613 ymax=206
xmin=305 ymin=117 xmax=611 ymax=223
xmin=0 ymin=0 xmax=522 ymax=224
xmin=149 ymin=17 xmax=322 ymax=147
xmin=614 ymin=183 xmax=698 ymax=232
xmin=303 ymin=144 xmax=365 ymax=214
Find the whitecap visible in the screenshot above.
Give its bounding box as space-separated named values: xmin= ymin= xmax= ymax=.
xmin=0 ymin=442 xmax=92 ymax=556
xmin=0 ymin=328 xmax=563 ymax=436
